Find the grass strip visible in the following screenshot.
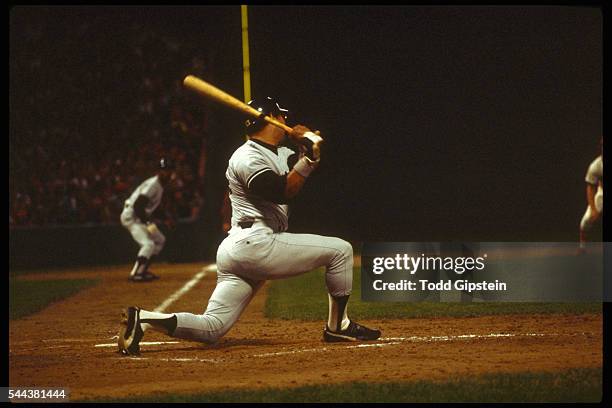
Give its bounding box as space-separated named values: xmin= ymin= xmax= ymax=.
xmin=9 ymin=278 xmax=100 ymax=320
xmin=265 ymin=268 xmax=601 ymax=320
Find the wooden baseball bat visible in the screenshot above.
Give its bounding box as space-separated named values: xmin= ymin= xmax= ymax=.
xmin=183 ymin=75 xmax=293 ymax=133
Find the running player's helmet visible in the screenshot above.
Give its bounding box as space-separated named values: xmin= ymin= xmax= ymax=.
xmin=159 ymin=157 xmax=175 ymax=170
xmin=245 ymin=96 xmax=289 ymax=135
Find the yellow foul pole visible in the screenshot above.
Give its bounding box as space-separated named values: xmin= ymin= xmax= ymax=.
xmin=241 ymin=5 xmax=252 ymax=103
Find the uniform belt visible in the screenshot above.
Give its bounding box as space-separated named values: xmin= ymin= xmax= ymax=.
xmin=237 ymin=220 xmax=281 ymax=231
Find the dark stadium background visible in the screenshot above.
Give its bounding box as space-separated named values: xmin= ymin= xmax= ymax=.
xmin=9 ymin=6 xmax=602 ymax=266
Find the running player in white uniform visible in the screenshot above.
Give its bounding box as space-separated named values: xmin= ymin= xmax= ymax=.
xmin=120 ymin=158 xmax=175 ymax=282
xmin=578 ymin=138 xmax=603 ymax=253
xmin=118 ymin=97 xmax=381 ymax=355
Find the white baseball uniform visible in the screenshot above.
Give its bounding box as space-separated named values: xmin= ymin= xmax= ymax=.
xmin=580 ymin=155 xmax=603 ymax=231
xmin=120 ymin=175 xmax=166 ymax=259
xmin=171 ymin=139 xmax=353 ymax=343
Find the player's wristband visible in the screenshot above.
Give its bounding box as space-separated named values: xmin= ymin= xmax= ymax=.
xmin=293 ymin=156 xmax=318 ymax=178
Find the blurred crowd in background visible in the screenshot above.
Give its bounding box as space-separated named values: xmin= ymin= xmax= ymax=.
xmin=10 ymin=10 xmax=211 ymax=227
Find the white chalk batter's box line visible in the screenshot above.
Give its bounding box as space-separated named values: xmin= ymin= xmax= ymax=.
xmin=102 ymin=332 xmax=594 ymax=364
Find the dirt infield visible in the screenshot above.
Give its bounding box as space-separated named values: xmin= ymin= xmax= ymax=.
xmin=9 ymin=263 xmax=602 ymax=400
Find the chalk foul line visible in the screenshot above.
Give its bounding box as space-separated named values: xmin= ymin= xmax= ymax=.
xmin=153 ymin=264 xmax=216 ymax=313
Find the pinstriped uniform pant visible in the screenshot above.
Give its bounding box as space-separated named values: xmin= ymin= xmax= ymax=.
xmin=172 ymin=225 xmax=353 ymax=343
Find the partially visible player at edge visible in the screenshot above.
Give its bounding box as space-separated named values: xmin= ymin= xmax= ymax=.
xmin=118 ymin=97 xmax=381 ymax=354
xmin=120 ymin=158 xmax=176 ymax=282
xmin=578 ymin=137 xmax=603 ymax=254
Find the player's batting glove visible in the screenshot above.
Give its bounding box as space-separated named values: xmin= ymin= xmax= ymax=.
xmin=294 ymin=132 xmax=323 ymax=178
xmin=298 ymin=131 xmax=323 ymax=161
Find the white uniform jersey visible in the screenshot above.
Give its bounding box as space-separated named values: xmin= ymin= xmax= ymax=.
xmin=226 ymin=139 xmax=295 ymax=232
xmin=124 ymin=175 xmax=164 ymax=217
xmin=585 ymin=155 xmax=603 ymax=187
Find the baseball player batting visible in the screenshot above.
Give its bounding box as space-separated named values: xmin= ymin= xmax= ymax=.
xmin=120 ymin=158 xmax=176 ymax=282
xmin=578 ymin=137 xmax=603 ymax=254
xmin=118 ymin=97 xmax=381 ymax=355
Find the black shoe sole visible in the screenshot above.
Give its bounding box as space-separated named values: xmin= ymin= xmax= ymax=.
xmin=118 ymin=307 xmax=143 ymax=355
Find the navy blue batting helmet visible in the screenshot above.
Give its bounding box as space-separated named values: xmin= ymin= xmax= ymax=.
xmin=245 ymin=96 xmax=289 ymax=135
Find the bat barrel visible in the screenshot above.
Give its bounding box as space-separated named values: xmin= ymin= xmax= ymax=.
xmin=183 ymin=75 xmax=293 ymax=133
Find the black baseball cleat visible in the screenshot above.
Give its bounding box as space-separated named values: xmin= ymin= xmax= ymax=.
xmin=323 ymin=320 xmax=381 ymax=342
xmin=118 ymin=307 xmax=144 ymax=355
xmin=128 ymin=271 xmax=160 ymax=282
